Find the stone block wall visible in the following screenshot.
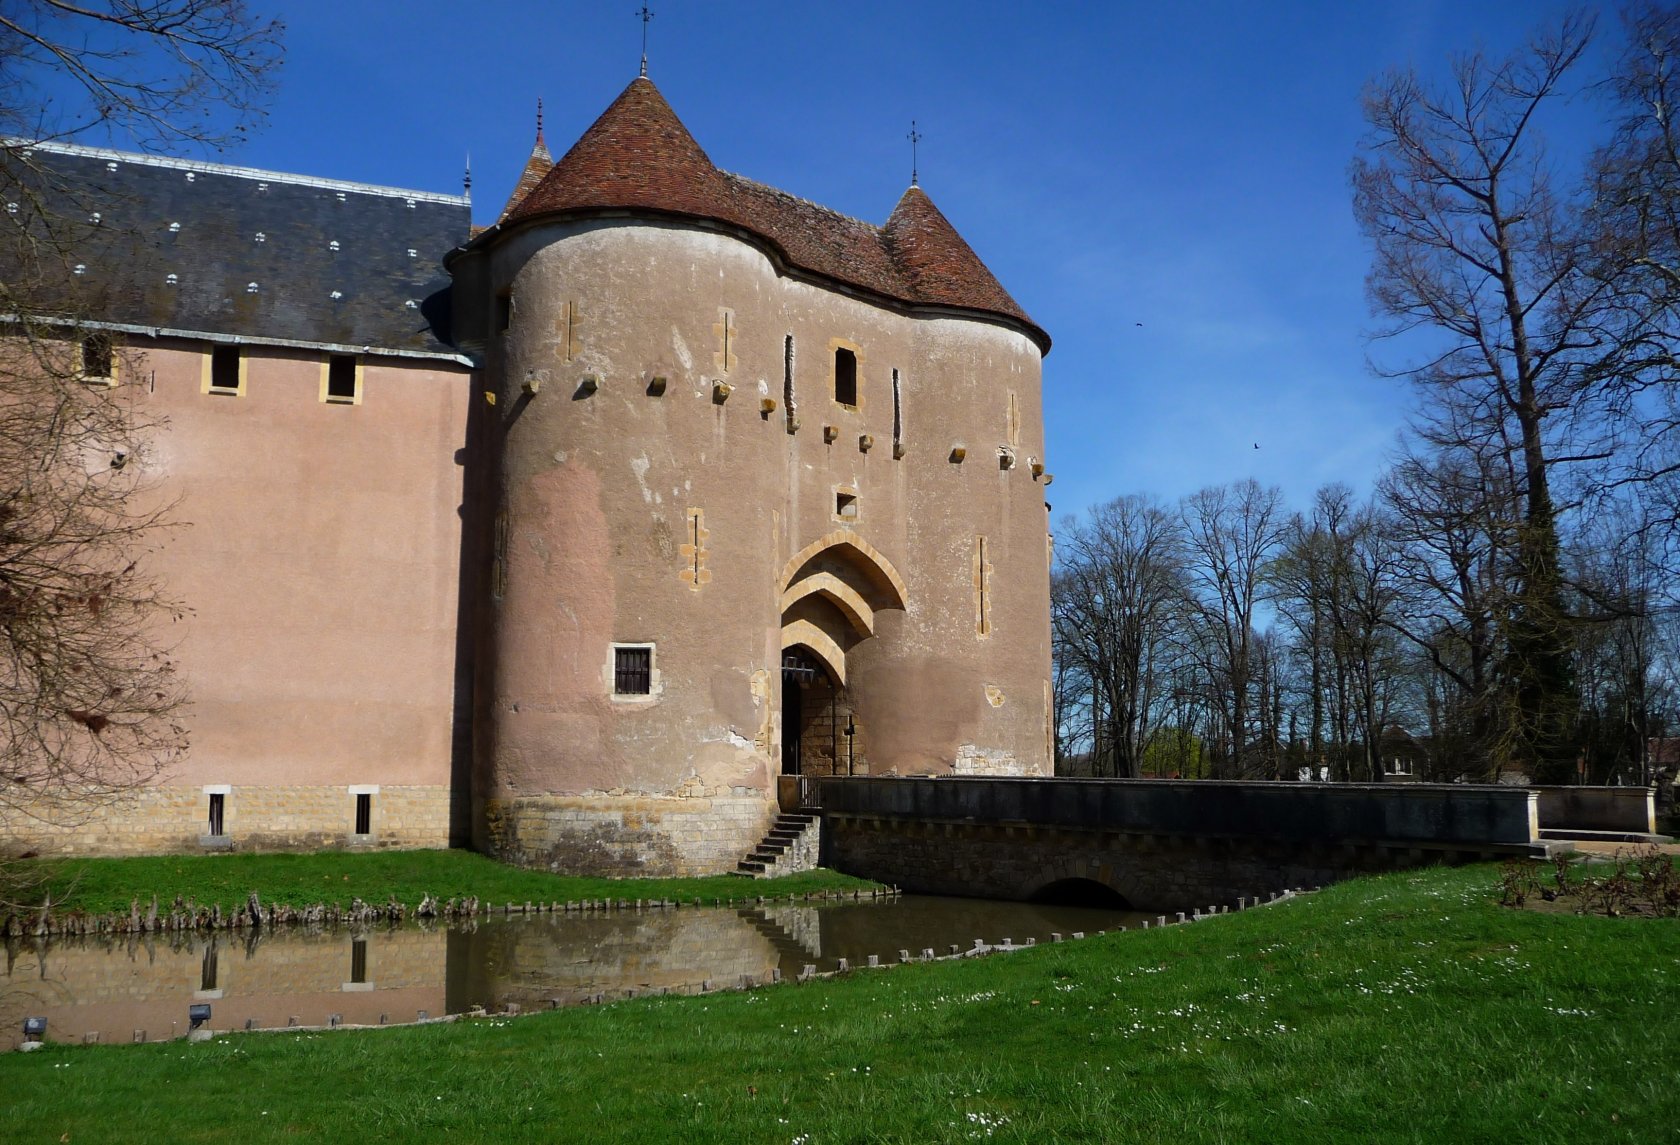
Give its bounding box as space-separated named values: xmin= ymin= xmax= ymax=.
xmin=483 ymin=792 xmax=775 ymax=877
xmin=823 ymin=816 xmax=1515 ymax=913
xmin=1534 ymin=786 xmax=1657 ymax=834
xmin=1 ymin=785 xmax=452 ymax=855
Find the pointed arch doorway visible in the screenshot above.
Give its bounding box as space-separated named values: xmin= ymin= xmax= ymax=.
xmin=777 ymin=531 xmax=907 ymax=781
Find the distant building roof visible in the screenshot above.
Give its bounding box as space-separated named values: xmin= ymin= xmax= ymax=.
xmin=1 ymin=140 xmax=470 ymax=359
xmin=492 ymin=77 xmax=1049 ymax=353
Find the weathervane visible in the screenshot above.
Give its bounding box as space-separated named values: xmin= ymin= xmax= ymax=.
xmin=639 ymin=5 xmax=654 ymax=77
xmin=908 ymin=120 xmax=923 ymax=186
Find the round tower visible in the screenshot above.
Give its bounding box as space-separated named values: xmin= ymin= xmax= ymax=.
xmin=447 ymin=78 xmax=1053 ymax=875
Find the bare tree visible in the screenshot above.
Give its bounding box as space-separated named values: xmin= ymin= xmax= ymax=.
xmin=1051 ymin=496 xmax=1186 ymax=777
xmin=1380 ymin=439 xmax=1520 ymax=780
xmin=1179 ymin=480 xmax=1287 ymax=777
xmin=1 ymin=1 xmax=281 ymax=147
xmin=1354 ymin=14 xmax=1601 ymax=781
xmin=0 ymin=3 xmax=281 ymax=876
xmin=1271 ymin=485 xmax=1407 ymax=782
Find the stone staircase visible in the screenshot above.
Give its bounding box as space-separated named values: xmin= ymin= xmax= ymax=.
xmin=734 ymin=812 xmax=821 ymax=877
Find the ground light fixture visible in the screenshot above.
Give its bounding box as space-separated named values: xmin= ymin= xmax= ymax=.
xmin=23 ymin=1017 xmax=45 ymax=1041
xmin=188 ymin=1003 xmax=211 ymax=1030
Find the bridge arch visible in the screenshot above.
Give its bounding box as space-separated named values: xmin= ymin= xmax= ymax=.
xmin=1029 ymin=878 xmax=1134 ymax=910
xmin=1013 ymin=855 xmax=1141 ymax=909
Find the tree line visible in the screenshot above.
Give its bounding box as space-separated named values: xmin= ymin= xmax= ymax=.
xmin=1054 ymin=8 xmax=1680 ymax=786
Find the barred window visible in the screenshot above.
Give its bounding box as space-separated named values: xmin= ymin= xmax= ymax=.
xmin=614 ymin=646 xmax=653 ymax=695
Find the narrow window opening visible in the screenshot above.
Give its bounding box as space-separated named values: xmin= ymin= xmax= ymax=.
xmin=976 ymin=536 xmax=991 ymax=637
xmin=354 ymin=792 xmax=372 ymax=835
xmin=81 ymin=333 xmax=113 ymax=379
xmin=207 ymin=792 xmax=226 ymax=836
xmin=836 ymin=491 xmax=858 ymax=521
xmin=496 ymin=291 xmax=512 ymax=333
xmin=614 ymin=646 xmax=653 ymax=695
xmin=783 ymin=335 xmax=797 ymax=431
xmin=326 ymin=354 xmax=358 ymax=403
xmin=210 ymin=345 xmax=241 ymax=393
xmin=716 ymin=308 xmax=735 ymax=374
xmin=834 ymin=347 xmax=857 ymax=406
xmin=1007 ymin=391 xmax=1021 ymax=446
xmin=350 ymin=939 xmax=368 ymax=984
xmin=892 ymin=368 xmax=902 ymax=446
xmin=200 ymin=947 xmax=219 ymax=991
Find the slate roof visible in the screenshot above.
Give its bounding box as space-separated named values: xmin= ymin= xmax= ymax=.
xmin=495 ymin=78 xmax=1049 ymax=352
xmin=1 ymin=140 xmax=471 ymax=358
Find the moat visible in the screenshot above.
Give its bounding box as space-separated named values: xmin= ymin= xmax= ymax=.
xmin=1 ymin=896 xmax=1145 ymax=1048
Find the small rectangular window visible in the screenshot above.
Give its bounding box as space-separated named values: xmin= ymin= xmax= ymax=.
xmin=209 ymin=345 xmax=242 ymax=394
xmin=325 ymin=354 xmax=359 ymax=404
xmin=350 ymin=939 xmax=368 ymax=984
xmin=207 ymin=792 xmax=226 ymax=836
xmin=81 ymin=333 xmax=113 ymax=381
xmin=354 ymin=792 xmax=372 ymax=835
xmin=614 ymin=645 xmax=653 ymax=695
xmin=200 ymin=946 xmax=219 ymax=991
xmin=834 ymin=347 xmax=858 ymax=406
xmin=496 ymin=292 xmax=512 ymax=333
xmin=836 ymin=491 xmax=858 ymax=521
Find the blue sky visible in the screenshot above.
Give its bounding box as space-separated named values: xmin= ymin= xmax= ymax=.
xmin=86 ymin=0 xmax=1612 ymax=519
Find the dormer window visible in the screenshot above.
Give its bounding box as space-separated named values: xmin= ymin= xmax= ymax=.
xmin=206 ymin=344 xmax=245 ymax=396
xmin=81 ymin=334 xmax=114 ymax=383
xmin=322 ymin=354 xmax=361 ymax=405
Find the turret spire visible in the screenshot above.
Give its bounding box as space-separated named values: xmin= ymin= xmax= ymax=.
xmin=908 ymin=120 xmax=922 ymax=187
xmin=639 ymin=5 xmax=654 ymax=78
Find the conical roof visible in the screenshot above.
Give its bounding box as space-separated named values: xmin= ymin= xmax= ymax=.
xmin=498 ymin=78 xmax=1047 ymax=351
xmin=506 ymin=77 xmax=728 ymax=222
xmin=498 ymin=121 xmax=553 ymax=223
xmin=881 ymin=185 xmax=1028 ymax=327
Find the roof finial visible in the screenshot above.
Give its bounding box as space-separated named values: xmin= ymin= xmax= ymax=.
xmin=638 ymin=4 xmax=654 ymax=78
xmin=908 ymin=120 xmax=923 ymax=187
xmin=536 ymin=97 xmax=544 ymax=144
xmin=464 ymin=151 xmax=472 ymax=199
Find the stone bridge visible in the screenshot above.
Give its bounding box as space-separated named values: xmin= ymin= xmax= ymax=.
xmin=810 ymin=776 xmax=1555 ymax=913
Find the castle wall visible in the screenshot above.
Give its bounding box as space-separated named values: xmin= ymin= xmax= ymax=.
xmin=468 ymin=217 xmax=1051 ymax=874
xmin=3 ymin=335 xmax=472 ymax=855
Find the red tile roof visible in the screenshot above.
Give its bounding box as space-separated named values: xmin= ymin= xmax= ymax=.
xmin=499 ymin=78 xmax=1047 ymax=352
xmin=498 ymin=130 xmax=553 ymax=224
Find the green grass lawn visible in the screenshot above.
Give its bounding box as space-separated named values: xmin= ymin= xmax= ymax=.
xmin=2 ymin=861 xmax=1675 ymax=1143
xmin=9 ymin=850 xmax=882 ymax=917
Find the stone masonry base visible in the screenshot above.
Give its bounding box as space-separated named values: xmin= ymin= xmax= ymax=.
xmin=482 ymin=792 xmax=777 ymax=877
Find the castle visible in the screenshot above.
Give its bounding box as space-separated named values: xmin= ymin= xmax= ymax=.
xmin=3 ymin=76 xmax=1054 ymax=875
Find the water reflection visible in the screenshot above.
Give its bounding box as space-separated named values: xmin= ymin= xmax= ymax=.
xmin=2 ymin=897 xmax=1144 ymax=1048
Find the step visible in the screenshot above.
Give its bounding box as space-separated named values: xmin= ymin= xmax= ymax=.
xmin=1540 ymin=828 xmax=1674 ymax=844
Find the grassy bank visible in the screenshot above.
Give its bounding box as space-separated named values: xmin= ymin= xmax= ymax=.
xmin=9 ymin=850 xmax=881 ymax=916
xmin=3 ymin=862 xmax=1676 ymax=1143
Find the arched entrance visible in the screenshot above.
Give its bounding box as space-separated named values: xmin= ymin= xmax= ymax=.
xmin=777 ymin=531 xmax=907 ymax=778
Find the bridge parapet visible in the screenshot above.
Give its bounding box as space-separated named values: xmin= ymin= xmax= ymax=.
xmin=817 ymin=776 xmax=1539 ymax=847
xmin=815 ymin=777 xmax=1548 ymax=909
